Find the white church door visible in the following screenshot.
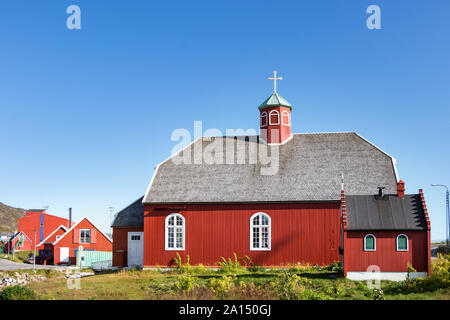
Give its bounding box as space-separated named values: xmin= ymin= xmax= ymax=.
xmin=127 ymin=232 xmax=144 ymax=268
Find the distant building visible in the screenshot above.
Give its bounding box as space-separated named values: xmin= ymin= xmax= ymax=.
xmin=18 ymin=209 xmax=75 ymax=247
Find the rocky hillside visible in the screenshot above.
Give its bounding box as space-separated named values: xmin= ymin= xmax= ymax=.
xmin=0 ymin=202 xmax=25 ymax=233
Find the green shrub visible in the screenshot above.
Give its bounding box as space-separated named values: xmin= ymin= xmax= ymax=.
xmin=0 ymin=286 xmax=36 ymax=300
xmin=326 ymin=261 xmax=342 ymax=273
xmin=384 ymin=254 xmax=450 ymax=294
xmin=208 ymin=275 xmax=236 ymax=299
xmin=273 ymin=270 xmax=311 ymax=300
xmin=174 ymin=274 xmax=197 ymax=294
xmin=173 ymin=253 xmax=191 ymax=273
xmin=373 ymin=288 xmax=385 ymax=300
xmin=217 ymin=253 xmax=247 ymax=274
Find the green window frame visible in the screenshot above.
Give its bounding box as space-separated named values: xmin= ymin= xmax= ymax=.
xmin=397 ymin=234 xmax=408 ymax=251
xmin=364 ymin=234 xmax=376 ymax=251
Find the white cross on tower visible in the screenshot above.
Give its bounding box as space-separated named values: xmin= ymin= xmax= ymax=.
xmin=268 ymin=70 xmax=283 ymax=93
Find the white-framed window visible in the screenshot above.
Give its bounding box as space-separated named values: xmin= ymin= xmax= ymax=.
xmin=250 ymin=212 xmax=271 ymax=251
xmin=269 ymin=110 xmax=280 ymax=125
xmin=282 ymin=111 xmax=290 ymax=126
xmin=364 ymin=234 xmax=376 ymax=251
xmin=396 ymin=234 xmax=408 ymax=251
xmin=165 ymin=213 xmax=185 ymax=250
xmin=80 ymin=229 xmax=91 ymax=244
xmin=261 ymin=111 xmax=268 ymax=127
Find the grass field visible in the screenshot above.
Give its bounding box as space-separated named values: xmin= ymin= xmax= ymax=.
xmin=21 ymin=255 xmax=450 ymax=300
xmin=0 ymin=250 xmax=32 ymax=264
xmin=23 ymin=269 xmax=450 ymax=300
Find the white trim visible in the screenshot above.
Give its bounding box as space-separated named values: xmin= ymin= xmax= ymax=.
xmin=52 ymin=216 xmax=112 ymax=246
xmin=354 ymin=133 xmax=395 ymax=159
xmin=347 ymin=272 xmax=427 ymax=282
xmin=260 ymin=111 xmax=268 ymax=127
xmin=392 ymin=157 xmax=400 ymax=182
xmin=164 ymin=213 xmax=185 ymax=251
xmin=364 ymin=234 xmax=376 ymax=251
xmin=396 ymin=234 xmax=409 ymax=251
xmin=142 ymin=137 xmax=202 ymax=205
xmin=249 ymin=212 xmax=271 ymax=251
xmin=281 ymin=110 xmax=290 ymax=126
xmin=37 ymin=225 xmax=68 ymax=247
xmin=10 ymin=231 xmax=32 ymax=243
xmin=268 ymin=110 xmax=280 ymax=125
xmin=259 ymin=133 xmax=293 ymax=146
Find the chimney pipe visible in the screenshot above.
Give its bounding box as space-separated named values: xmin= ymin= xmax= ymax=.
xmin=377 ymin=186 xmax=385 ymax=198
xmin=397 ymin=180 xmax=405 ymax=197
xmin=68 ymin=208 xmax=72 ymax=228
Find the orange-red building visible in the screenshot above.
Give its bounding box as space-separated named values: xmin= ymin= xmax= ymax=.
xmin=50 ymin=217 xmax=112 ymax=265
xmin=18 ymin=209 xmax=74 ymax=246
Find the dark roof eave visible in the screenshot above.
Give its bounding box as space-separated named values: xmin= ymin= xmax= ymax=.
xmin=143 ymin=199 xmax=341 ymax=206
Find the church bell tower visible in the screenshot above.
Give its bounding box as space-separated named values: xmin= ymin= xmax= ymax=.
xmin=259 ymin=70 xmax=293 ymax=144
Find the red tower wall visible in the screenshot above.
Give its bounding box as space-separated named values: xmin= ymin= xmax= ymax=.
xmin=260 ymin=106 xmax=292 ymax=144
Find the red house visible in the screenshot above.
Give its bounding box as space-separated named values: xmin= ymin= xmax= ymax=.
xmin=50 ymin=217 xmax=112 ymax=265
xmin=5 ymin=231 xmax=33 ymax=253
xmin=35 ymin=225 xmax=68 ymax=264
xmin=18 ymin=209 xmax=74 ymax=246
xmin=112 ymin=79 xmax=430 ymax=281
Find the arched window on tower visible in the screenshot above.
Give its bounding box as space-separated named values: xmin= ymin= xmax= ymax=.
xmin=261 ymin=111 xmax=268 ymax=127
xmin=165 ymin=213 xmax=185 ymax=250
xmin=282 ymin=111 xmax=290 ymax=126
xmin=250 ymin=212 xmax=271 ymax=250
xmin=269 ymin=110 xmax=280 ymax=125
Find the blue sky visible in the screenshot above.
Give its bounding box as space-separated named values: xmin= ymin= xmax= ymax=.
xmin=0 ymin=1 xmax=449 ymax=241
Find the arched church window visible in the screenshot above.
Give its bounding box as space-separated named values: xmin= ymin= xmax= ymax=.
xmin=364 ymin=234 xmax=376 ymax=251
xmin=165 ymin=213 xmax=185 ymax=250
xmin=396 ymin=234 xmax=408 ymax=251
xmin=250 ymin=212 xmax=271 ymax=250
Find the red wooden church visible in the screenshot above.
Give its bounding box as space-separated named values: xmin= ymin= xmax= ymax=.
xmin=112 ymin=72 xmax=430 ymax=280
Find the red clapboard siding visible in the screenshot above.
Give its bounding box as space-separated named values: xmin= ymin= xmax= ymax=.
xmin=73 ymin=229 xmax=79 ymax=243
xmin=112 ymin=227 xmax=144 ymax=267
xmin=91 ymin=230 xmax=97 ymax=244
xmin=143 ymin=202 xmax=341 ymax=267
xmin=343 ymin=230 xmax=428 ymax=272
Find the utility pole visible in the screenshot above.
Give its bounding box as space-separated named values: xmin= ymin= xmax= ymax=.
xmin=33 ymin=229 xmax=36 ymax=272
xmin=431 ymin=184 xmax=450 ymax=247
xmin=108 ymin=207 xmax=114 ymax=233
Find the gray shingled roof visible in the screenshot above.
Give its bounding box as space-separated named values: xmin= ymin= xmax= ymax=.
xmin=345 ymin=194 xmax=427 ymax=230
xmin=111 ymin=196 xmax=144 ymax=228
xmin=143 ymin=132 xmax=398 ymax=204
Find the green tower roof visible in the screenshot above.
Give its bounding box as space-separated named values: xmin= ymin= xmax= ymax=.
xmin=258 ymin=92 xmax=292 ymax=110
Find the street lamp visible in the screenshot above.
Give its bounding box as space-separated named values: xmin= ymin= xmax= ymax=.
xmin=431 ymin=184 xmax=449 ymax=247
